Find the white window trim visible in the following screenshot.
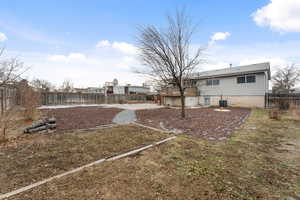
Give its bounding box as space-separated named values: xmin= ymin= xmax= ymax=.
xmin=237 ymin=75 xmax=256 ymax=84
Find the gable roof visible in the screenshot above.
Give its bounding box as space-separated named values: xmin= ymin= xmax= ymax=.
xmin=192 ymin=62 xmax=271 ymax=80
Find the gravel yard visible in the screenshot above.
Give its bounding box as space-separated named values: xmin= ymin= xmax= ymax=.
xmin=136 ymin=107 xmax=250 ymax=140
xmin=42 ymin=107 xmax=122 ymax=131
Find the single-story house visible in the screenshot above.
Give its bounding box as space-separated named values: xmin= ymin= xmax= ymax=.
xmin=161 ymin=62 xmax=271 ymax=108
xmin=105 ymin=85 xmax=151 ymax=95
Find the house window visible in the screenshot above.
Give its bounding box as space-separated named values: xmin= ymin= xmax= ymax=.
xmin=191 ymin=80 xmax=197 ymax=87
xmin=246 ymin=75 xmax=256 ymax=83
xmin=213 ymin=80 xmax=220 ymax=85
xmin=184 ymin=80 xmax=197 ymax=87
xmin=206 ymin=80 xmax=213 ymax=86
xmin=237 ymin=76 xmax=246 ymax=84
xmin=237 ymin=75 xmax=256 ymax=84
xmin=206 ymin=79 xmax=220 ymax=86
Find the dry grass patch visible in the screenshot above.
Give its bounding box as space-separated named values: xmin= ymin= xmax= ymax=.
xmin=0 ymin=125 xmax=169 ymax=194
xmin=7 ymin=109 xmax=300 ymax=200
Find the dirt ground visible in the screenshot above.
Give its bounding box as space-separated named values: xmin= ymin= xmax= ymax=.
xmin=0 ymin=125 xmax=169 ymax=194
xmin=136 ymin=107 xmax=250 ymax=140
xmin=42 ymin=107 xmax=122 ymax=131
xmin=7 ymin=109 xmax=300 ymax=200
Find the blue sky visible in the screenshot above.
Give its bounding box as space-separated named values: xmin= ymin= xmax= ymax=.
xmin=0 ymin=0 xmax=299 ymax=87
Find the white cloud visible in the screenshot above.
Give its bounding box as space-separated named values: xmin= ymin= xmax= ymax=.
xmin=209 ymin=32 xmax=231 ymax=46
xmin=96 ymin=40 xmax=111 ymax=47
xmin=123 ymin=56 xmax=135 ymax=63
xmin=253 ymin=0 xmax=300 ymax=32
xmin=48 ymin=53 xmax=87 ymax=62
xmin=211 ymin=32 xmax=231 ymax=41
xmin=111 ymin=42 xmax=138 ymax=55
xmin=0 ymin=32 xmax=7 ymax=41
xmin=96 ymin=40 xmax=138 ymax=55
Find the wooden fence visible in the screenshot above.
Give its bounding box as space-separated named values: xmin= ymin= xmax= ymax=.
xmin=41 ymin=92 xmax=148 ymax=105
xmin=265 ymin=93 xmax=300 ymax=109
xmin=0 ymin=86 xmax=18 ymax=113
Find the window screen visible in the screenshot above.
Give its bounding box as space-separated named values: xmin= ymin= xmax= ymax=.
xmin=213 ymin=80 xmax=220 ymax=85
xmin=237 ymin=76 xmax=245 ymax=84
xmin=246 ymin=75 xmax=256 ymax=83
xmin=206 ymin=80 xmax=213 ymax=86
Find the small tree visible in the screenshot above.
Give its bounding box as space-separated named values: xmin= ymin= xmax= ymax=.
xmin=31 ymin=78 xmax=54 ymax=92
xmin=60 ymin=79 xmax=74 ymax=92
xmin=272 ymin=64 xmax=300 ymax=94
xmin=0 ymin=48 xmax=28 ymax=141
xmin=136 ymin=9 xmax=204 ymax=118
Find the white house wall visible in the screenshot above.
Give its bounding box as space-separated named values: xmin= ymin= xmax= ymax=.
xmin=128 ymin=87 xmax=150 ymax=94
xmin=197 ymin=73 xmax=267 ymax=96
xmin=113 ymin=86 xmax=125 ymax=94
xmin=164 ymin=96 xmax=198 ymax=107
xmin=198 ymin=95 xmax=265 ymax=108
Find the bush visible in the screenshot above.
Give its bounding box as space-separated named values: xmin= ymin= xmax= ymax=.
xmin=278 ymin=100 xmax=290 ymax=110
xmin=269 ymin=109 xmax=281 ymax=120
xmin=19 ymin=83 xmax=41 ymax=121
xmin=0 ymin=108 xmax=18 ymax=143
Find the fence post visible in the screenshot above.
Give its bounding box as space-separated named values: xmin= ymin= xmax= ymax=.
xmin=265 ymin=93 xmax=267 ymax=109
xmin=0 ymin=89 xmax=3 ymax=115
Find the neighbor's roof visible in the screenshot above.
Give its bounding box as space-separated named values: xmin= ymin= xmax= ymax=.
xmin=192 ymin=62 xmax=271 ymax=80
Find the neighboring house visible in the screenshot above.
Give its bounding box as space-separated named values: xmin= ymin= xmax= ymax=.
xmin=161 ymin=62 xmax=271 ymax=108
xmin=103 ymin=78 xmax=150 ymax=95
xmin=113 ymin=86 xmax=126 ymax=94
xmin=73 ymin=87 xmax=104 ymax=93
xmin=86 ymin=87 xmax=105 ymax=93
xmin=104 ymin=85 xmax=150 ymax=95
xmin=293 ymin=88 xmax=300 ymax=93
xmin=128 ymin=86 xmax=150 ymax=94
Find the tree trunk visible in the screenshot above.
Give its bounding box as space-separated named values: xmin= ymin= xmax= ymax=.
xmin=180 ymin=90 xmax=185 ymax=118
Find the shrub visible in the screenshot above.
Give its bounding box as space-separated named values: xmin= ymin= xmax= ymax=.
xmin=0 ymin=108 xmax=18 ymax=143
xmin=19 ymin=83 xmax=41 ymax=121
xmin=269 ymin=109 xmax=281 ymax=120
xmin=278 ymin=100 xmax=290 ymax=110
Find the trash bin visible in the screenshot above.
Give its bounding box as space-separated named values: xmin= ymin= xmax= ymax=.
xmin=219 ymin=100 xmax=228 ymax=107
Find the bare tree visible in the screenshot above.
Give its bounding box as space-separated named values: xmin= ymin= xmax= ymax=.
xmin=60 ymin=79 xmax=74 ymax=92
xmin=0 ymin=48 xmax=28 ymax=142
xmin=0 ymin=48 xmax=28 ymax=87
xmin=136 ymin=9 xmax=204 ymax=118
xmin=0 ymin=47 xmax=28 ymax=114
xmin=272 ymin=64 xmax=300 ymax=93
xmin=31 ymin=78 xmax=54 ymax=92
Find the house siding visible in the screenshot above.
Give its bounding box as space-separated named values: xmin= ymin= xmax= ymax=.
xmin=128 ymin=86 xmax=150 ymax=94
xmin=199 ymin=95 xmax=265 ymax=108
xmin=160 ymin=64 xmax=270 ymax=108
xmin=164 ymin=96 xmax=198 ymax=107
xmin=197 ymin=72 xmax=267 ymax=96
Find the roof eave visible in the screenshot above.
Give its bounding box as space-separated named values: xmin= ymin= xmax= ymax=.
xmin=191 ymin=69 xmax=270 ymax=80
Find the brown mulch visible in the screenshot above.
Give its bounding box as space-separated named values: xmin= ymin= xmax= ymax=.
xmin=136 ymin=107 xmax=250 ymax=140
xmin=42 ymin=107 xmax=122 ymax=131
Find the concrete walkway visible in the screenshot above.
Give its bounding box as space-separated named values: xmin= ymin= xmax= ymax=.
xmin=112 ymin=110 xmax=137 ymax=124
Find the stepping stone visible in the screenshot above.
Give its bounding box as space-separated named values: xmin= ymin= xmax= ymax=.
xmin=112 ymin=110 xmax=137 ymax=124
